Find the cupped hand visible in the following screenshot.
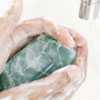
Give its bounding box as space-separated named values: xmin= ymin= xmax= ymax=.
xmin=0 ymin=0 xmax=88 ymax=100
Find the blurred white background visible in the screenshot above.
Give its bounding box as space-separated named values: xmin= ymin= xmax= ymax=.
xmin=0 ymin=0 xmax=100 ymax=100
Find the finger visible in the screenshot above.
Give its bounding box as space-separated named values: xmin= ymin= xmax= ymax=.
xmin=0 ymin=65 xmax=81 ymax=100
xmin=0 ymin=66 xmax=71 ymax=99
xmin=9 ymin=18 xmax=75 ymax=56
xmin=54 ymin=65 xmax=82 ymax=99
xmin=68 ymin=28 xmax=88 ymax=74
xmin=61 ymin=28 xmax=88 ymax=99
xmin=0 ymin=0 xmax=22 ymax=35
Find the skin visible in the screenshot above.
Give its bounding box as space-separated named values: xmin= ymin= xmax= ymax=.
xmin=0 ymin=0 xmax=88 ymax=100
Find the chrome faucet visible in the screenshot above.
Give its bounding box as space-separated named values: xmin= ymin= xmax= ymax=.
xmin=79 ymin=0 xmax=100 ymax=19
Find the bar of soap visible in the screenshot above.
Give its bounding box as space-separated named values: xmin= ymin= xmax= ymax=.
xmin=0 ymin=34 xmax=76 ymax=91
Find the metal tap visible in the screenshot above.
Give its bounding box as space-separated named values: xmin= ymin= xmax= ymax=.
xmin=79 ymin=0 xmax=100 ymax=19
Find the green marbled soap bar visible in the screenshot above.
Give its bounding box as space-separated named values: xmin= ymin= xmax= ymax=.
xmin=0 ymin=34 xmax=76 ymax=91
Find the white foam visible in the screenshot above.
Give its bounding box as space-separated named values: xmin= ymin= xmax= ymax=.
xmin=0 ymin=96 xmax=12 ymax=100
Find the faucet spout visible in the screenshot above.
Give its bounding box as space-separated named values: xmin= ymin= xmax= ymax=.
xmin=79 ymin=0 xmax=100 ymax=19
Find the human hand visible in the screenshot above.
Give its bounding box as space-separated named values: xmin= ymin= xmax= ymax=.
xmin=0 ymin=0 xmax=88 ymax=100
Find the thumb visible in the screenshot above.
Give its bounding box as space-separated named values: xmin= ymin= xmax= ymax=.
xmin=0 ymin=0 xmax=22 ymax=73
xmin=0 ymin=0 xmax=22 ymax=34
